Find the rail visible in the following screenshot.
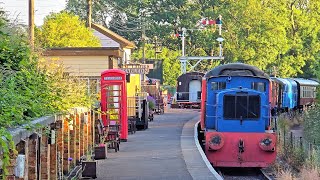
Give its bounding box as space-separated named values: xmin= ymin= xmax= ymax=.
xmin=216 ymin=168 xmax=275 ymax=180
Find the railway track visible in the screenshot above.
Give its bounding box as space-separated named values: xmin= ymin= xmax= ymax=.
xmin=216 ymin=167 xmax=275 ymax=180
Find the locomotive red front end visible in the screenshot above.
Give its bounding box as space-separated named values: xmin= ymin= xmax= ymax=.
xmin=205 ymin=132 xmax=276 ymax=167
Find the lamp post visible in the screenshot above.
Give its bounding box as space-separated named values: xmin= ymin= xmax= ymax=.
xmin=216 ymin=37 xmax=224 ymax=58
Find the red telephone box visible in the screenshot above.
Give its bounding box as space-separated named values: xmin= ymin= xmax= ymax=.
xmin=101 ymin=69 xmax=128 ymax=141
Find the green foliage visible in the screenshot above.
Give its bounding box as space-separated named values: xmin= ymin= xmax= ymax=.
xmin=67 ymin=0 xmax=320 ymax=78
xmin=303 ymin=107 xmax=320 ymax=145
xmin=0 ymin=127 xmax=16 ymax=176
xmin=0 ymin=10 xmax=93 ymax=176
xmin=131 ymin=44 xmax=181 ymax=86
xmin=35 ymin=11 xmax=101 ymax=48
xmin=148 ymin=100 xmax=155 ymax=110
xmin=215 ymin=0 xmax=320 ymax=77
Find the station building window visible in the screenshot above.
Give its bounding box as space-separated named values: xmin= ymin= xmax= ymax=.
xmin=80 ymin=77 xmax=101 ymax=95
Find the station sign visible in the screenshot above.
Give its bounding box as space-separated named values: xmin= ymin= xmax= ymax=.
xmin=120 ymin=64 xmax=150 ymax=74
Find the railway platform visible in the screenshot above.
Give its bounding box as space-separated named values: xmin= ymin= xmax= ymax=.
xmin=96 ymin=109 xmax=222 ymax=180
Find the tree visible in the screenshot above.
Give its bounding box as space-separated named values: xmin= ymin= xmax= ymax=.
xmin=35 ymin=11 xmax=100 ymax=48
xmin=66 ymin=0 xmax=319 ymax=78
xmin=66 ymin=0 xmax=143 ymax=41
xmin=131 ymin=44 xmax=181 ymax=86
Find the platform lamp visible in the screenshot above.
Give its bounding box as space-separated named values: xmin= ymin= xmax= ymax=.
xmin=216 ymin=37 xmax=224 ymax=58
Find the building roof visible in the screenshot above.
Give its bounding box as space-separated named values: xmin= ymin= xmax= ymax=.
xmin=91 ymin=23 xmax=136 ymax=49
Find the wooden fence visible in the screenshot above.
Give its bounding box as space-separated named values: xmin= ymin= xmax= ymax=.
xmin=1 ymin=107 xmax=100 ymax=180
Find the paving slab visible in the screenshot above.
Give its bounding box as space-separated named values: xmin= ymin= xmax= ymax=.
xmin=96 ymin=108 xmax=222 ymax=180
xmin=96 ymin=109 xmax=198 ymax=180
xmin=180 ymin=114 xmax=223 ymax=180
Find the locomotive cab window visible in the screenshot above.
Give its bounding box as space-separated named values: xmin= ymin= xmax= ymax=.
xmin=251 ymin=82 xmax=265 ymax=92
xmin=211 ymin=82 xmax=226 ymax=90
xmin=223 ymin=95 xmax=260 ymax=119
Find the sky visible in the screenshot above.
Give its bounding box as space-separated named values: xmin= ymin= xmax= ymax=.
xmin=0 ymin=0 xmax=67 ymax=26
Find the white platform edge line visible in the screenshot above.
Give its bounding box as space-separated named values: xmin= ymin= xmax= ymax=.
xmin=194 ymin=121 xmax=224 ymax=180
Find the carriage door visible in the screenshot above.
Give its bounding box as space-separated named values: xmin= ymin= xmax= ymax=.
xmin=189 ymin=80 xmax=201 ymax=102
xmin=101 ymin=70 xmax=128 ymax=141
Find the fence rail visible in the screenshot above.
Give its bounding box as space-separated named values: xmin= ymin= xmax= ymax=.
xmin=277 ymin=115 xmax=320 ymax=168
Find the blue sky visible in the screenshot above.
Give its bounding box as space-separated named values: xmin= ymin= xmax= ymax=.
xmin=0 ymin=0 xmax=67 ymax=26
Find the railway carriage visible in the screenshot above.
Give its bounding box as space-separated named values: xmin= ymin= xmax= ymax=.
xmin=270 ymin=77 xmax=298 ymax=113
xmin=201 ymin=63 xmax=276 ymax=167
xmin=270 ymin=77 xmax=318 ymax=114
xmin=175 ymin=72 xmax=204 ymax=108
xmin=291 ymin=78 xmax=319 ymax=110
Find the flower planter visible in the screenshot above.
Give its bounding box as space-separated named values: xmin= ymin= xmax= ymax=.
xmin=81 ymin=161 xmax=97 ymax=179
xmin=94 ymin=145 xmax=107 ymax=160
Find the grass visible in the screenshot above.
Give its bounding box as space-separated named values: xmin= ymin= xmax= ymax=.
xmin=277 ymin=169 xmax=294 ymax=180
xmin=276 ymin=167 xmax=320 ymax=180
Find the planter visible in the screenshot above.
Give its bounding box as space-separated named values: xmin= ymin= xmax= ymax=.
xmin=82 ymin=161 xmax=97 ymax=179
xmin=94 ymin=146 xmax=107 ymax=160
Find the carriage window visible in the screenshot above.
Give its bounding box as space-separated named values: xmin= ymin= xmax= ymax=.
xmin=301 ymin=86 xmax=315 ymax=98
xmin=223 ymin=95 xmax=260 ymax=119
xmin=211 ymin=82 xmax=226 ymax=90
xmin=252 ymin=82 xmax=265 ymax=92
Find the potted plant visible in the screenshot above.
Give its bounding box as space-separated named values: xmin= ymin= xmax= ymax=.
xmin=94 ymin=119 xmax=107 ymax=160
xmin=147 ymin=95 xmax=155 ymax=121
xmin=81 ymin=149 xmax=97 ymax=179
xmin=94 ymin=143 xmax=107 ymax=160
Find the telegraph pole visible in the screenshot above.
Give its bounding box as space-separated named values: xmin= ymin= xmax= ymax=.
xmin=87 ymin=0 xmax=92 ymax=28
xmin=141 ymin=12 xmax=146 ymax=64
xmin=181 ymin=28 xmax=186 ymax=57
xmin=29 ymin=0 xmax=34 ymax=49
xmin=180 ymin=28 xmax=187 ymax=73
xmin=154 ymin=36 xmax=157 ymax=59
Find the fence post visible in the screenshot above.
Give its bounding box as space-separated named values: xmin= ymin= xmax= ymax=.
xmin=283 ymin=128 xmax=286 ymax=149
xmin=308 ymin=142 xmax=313 ymax=163
xmin=290 ymin=132 xmax=293 ymax=150
xmin=274 ymin=117 xmax=277 ymax=131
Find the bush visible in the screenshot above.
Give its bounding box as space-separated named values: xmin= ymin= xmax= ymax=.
xmin=0 ymin=11 xmax=92 ymax=177
xmin=303 ymin=106 xmax=320 ymax=145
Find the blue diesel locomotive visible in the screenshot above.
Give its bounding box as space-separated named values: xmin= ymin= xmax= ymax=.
xmin=200 ymin=63 xmax=276 ymax=167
